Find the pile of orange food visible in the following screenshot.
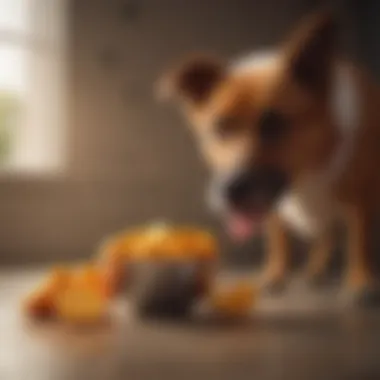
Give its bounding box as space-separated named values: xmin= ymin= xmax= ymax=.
xmin=23 ymin=222 xmax=257 ymax=324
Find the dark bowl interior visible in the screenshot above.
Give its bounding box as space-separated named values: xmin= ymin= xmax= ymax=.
xmin=128 ymin=259 xmax=213 ymax=320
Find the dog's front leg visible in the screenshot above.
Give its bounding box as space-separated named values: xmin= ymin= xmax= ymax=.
xmin=344 ymin=205 xmax=378 ymax=305
xmin=260 ymin=213 xmax=289 ymax=293
xmin=304 ymin=229 xmax=334 ymax=286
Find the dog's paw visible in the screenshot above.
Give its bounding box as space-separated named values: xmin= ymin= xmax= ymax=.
xmin=258 ymin=274 xmax=287 ymax=296
xmin=342 ymin=284 xmax=380 ymax=309
xmin=303 ymin=272 xmax=331 ymax=289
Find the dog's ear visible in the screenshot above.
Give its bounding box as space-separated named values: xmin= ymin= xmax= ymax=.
xmin=157 ymin=55 xmax=225 ymax=106
xmin=283 ymin=10 xmax=337 ymax=96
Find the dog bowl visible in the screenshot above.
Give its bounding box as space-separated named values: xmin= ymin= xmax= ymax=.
xmin=98 ymin=222 xmax=218 ymax=319
xmin=128 ymin=258 xmax=213 ymax=319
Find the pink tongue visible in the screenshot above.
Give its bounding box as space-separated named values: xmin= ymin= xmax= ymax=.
xmin=226 ymin=212 xmax=262 ymax=242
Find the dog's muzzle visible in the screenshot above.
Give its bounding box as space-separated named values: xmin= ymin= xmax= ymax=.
xmin=207 ymin=166 xmax=288 ymax=215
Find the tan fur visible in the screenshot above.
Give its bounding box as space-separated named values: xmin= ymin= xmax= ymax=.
xmin=160 ymin=10 xmax=380 ymax=300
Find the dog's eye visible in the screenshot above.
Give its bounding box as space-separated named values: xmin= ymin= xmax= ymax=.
xmin=258 ymin=109 xmax=288 ymax=144
xmin=214 ymin=116 xmax=239 ymax=139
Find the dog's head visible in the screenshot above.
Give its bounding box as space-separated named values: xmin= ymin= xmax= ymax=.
xmin=159 ymin=11 xmax=339 ymax=240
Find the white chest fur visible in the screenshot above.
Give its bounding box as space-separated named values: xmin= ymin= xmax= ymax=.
xmin=277 ymin=175 xmax=338 ymax=238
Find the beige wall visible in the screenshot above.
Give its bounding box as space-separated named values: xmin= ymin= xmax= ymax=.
xmin=1 ymin=0 xmax=360 ymax=265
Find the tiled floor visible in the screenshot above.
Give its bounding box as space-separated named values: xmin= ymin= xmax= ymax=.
xmin=1 ymin=268 xmax=380 ymax=380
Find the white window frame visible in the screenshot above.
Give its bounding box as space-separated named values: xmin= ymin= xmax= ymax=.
xmin=0 ymin=0 xmax=68 ymax=176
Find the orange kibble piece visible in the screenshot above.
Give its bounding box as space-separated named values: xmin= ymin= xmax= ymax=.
xmin=46 ymin=266 xmax=71 ymax=293
xmin=97 ymin=236 xmax=131 ymax=297
xmin=55 ymin=284 xmax=108 ymax=325
xmin=210 ymin=282 xmax=257 ymax=316
xmin=73 ymin=264 xmax=106 ymax=297
xmin=97 ymin=238 xmax=125 ymax=264
xmin=24 ymin=288 xmax=56 ymax=319
xmin=101 ymin=252 xmax=127 ymax=297
xmin=24 ymin=267 xmax=71 ymax=319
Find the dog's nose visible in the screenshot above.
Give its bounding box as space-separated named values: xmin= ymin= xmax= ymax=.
xmin=225 ymin=172 xmax=253 ymax=208
xmin=224 ymin=168 xmax=287 ymax=210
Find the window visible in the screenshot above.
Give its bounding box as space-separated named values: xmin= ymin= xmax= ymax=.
xmin=0 ymin=0 xmax=67 ymax=174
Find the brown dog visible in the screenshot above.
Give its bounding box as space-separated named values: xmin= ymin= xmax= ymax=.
xmin=159 ymin=10 xmax=380 ymax=306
